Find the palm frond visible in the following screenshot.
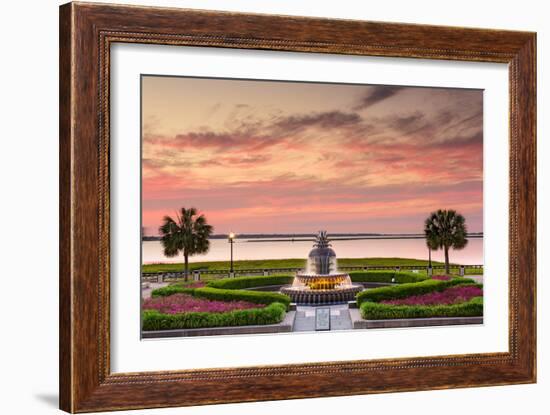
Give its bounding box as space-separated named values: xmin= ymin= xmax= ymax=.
xmin=424 ymin=209 xmax=469 ymax=251
xmin=156 ymin=207 xmax=214 ymax=258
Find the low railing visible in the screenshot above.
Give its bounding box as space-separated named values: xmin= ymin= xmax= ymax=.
xmin=141 ymin=264 xmax=484 ymax=283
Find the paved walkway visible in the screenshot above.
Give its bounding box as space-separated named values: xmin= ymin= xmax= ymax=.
xmin=467 ymin=275 xmax=484 ymax=284
xmin=293 ymin=304 xmax=352 ymax=332
xmin=141 ymin=282 xmax=169 ymax=299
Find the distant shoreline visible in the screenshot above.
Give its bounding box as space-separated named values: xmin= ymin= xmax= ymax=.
xmin=142 ymin=232 xmax=484 ymax=242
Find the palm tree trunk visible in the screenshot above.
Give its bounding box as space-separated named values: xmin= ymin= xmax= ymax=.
xmin=444 ymin=246 xmax=450 ymax=274
xmin=184 ymin=251 xmax=189 ymax=282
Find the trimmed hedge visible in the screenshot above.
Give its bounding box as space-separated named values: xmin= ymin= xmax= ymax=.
xmin=151 ymin=285 xmax=195 ymax=297
xmin=356 ymin=277 xmax=478 ymax=305
xmin=153 ymin=285 xmax=292 ymax=309
xmin=142 ymin=302 xmax=286 ymax=331
xmin=192 ymin=287 xmax=291 ymax=309
xmin=360 ymin=296 xmax=483 ymax=319
xmin=349 ymin=270 xmax=429 ymax=284
xmin=207 ymin=275 xmax=294 ymax=290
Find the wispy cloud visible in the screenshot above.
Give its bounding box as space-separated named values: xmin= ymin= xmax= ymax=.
xmin=273 ymin=111 xmax=362 ymax=133
xmin=354 ymin=85 xmax=405 ymax=110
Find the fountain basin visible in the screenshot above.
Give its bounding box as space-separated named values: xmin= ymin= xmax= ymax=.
xmin=281 ymin=271 xmax=363 ymax=304
xmin=281 ymin=282 xmax=363 ymax=305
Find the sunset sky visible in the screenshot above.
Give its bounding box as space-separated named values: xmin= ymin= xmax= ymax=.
xmin=141 ymin=76 xmax=483 ymax=235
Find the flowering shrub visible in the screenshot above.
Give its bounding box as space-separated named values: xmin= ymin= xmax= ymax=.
xmin=431 ymin=275 xmax=452 ymax=281
xmin=191 ymin=287 xmax=292 ymax=309
xmin=152 ymin=284 xmax=291 ymax=309
xmin=143 ymin=293 xmax=261 ymax=315
xmin=381 ymin=285 xmax=483 ymax=306
xmin=356 ymin=277 xmax=477 ymax=305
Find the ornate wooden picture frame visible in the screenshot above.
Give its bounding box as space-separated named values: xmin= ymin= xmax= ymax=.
xmin=59 ymin=2 xmax=536 ymax=412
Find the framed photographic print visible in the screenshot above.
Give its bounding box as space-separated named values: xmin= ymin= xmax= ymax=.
xmin=59 ymin=2 xmax=536 ymax=412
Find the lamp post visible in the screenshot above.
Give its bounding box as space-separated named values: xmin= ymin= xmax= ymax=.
xmin=428 ymin=246 xmax=433 ymax=276
xmin=228 ymin=232 xmax=235 ymax=277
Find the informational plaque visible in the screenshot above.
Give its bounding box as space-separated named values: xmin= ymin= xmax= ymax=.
xmin=315 ymin=308 xmax=331 ymax=331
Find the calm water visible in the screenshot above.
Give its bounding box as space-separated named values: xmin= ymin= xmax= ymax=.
xmin=142 ymin=237 xmax=483 ymax=265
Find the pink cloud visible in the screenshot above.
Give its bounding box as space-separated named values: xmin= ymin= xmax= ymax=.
xmin=141 ymin=83 xmax=483 ymax=235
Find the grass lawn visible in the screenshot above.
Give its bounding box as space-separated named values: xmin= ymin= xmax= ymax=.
xmin=142 ymin=257 xmax=481 ymax=274
xmin=144 ymin=258 xmax=307 ymax=273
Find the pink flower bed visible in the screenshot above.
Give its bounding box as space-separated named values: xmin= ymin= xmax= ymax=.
xmin=431 ymin=275 xmax=452 ymax=281
xmin=143 ymin=293 xmax=261 ymax=314
xmin=381 ymin=285 xmax=483 ymax=306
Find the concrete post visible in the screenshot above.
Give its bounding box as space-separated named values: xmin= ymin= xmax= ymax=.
xmin=427 ymin=267 xmax=433 ymax=277
xmin=263 ymin=270 xmax=269 ymax=276
xmin=460 ymin=266 xmax=465 ymax=277
xmin=229 ymin=271 xmax=235 ymax=278
xmin=157 ymin=273 xmax=164 ymax=283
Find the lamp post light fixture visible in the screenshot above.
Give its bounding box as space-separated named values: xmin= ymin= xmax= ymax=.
xmin=228 ymin=232 xmax=235 ymax=277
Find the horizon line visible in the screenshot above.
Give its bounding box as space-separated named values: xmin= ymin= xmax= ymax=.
xmin=143 ymin=231 xmax=484 ymax=239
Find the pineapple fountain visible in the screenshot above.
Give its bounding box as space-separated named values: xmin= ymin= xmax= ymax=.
xmin=280 ymin=231 xmax=363 ymax=304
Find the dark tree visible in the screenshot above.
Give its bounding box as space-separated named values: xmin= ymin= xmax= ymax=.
xmin=159 ymin=207 xmax=213 ymax=281
xmin=424 ymin=209 xmax=468 ymax=274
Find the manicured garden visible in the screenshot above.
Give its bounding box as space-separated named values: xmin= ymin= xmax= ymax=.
xmin=356 ymin=276 xmax=483 ymax=320
xmin=141 ymin=271 xmax=484 ymax=332
xmin=143 ymin=293 xmax=261 ymax=314
xmin=142 ymin=275 xmax=293 ymax=331
xmin=151 ymin=283 xmax=292 ymax=308
xmin=381 ymin=284 xmax=482 ymax=306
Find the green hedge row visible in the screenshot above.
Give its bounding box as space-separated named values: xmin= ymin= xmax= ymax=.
xmin=349 ymin=270 xmax=429 ymax=284
xmin=151 ymin=285 xmax=196 ymax=297
xmin=207 ymin=275 xmax=294 ymax=290
xmin=360 ymin=297 xmax=483 ymax=319
xmin=356 ymin=277 xmax=478 ymax=305
xmin=142 ymin=302 xmax=287 ymax=331
xmin=152 ymin=285 xmax=292 ymax=309
xmin=192 ymin=287 xmax=291 ymax=309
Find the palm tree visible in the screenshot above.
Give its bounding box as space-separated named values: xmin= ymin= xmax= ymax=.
xmin=424 ymin=209 xmax=468 ymax=274
xmin=159 ymin=207 xmax=213 ymax=281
